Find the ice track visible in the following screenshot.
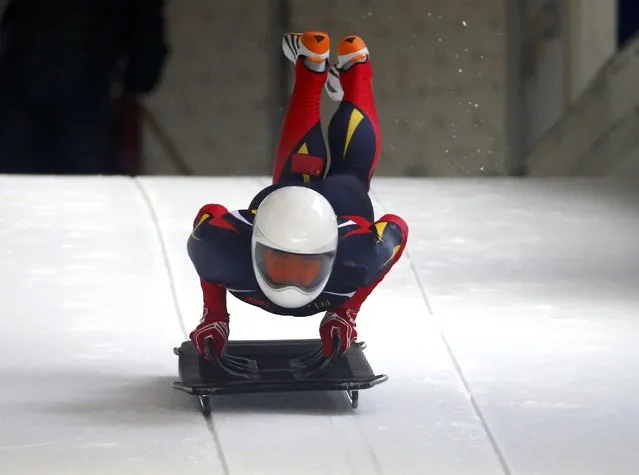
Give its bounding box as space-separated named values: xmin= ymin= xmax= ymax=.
xmin=1 ymin=175 xmax=639 ymax=475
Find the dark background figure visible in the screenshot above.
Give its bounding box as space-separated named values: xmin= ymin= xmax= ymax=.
xmin=618 ymin=0 xmax=639 ymax=49
xmin=0 ymin=0 xmax=169 ymax=175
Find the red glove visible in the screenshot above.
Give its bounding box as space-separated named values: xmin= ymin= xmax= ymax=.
xmin=189 ymin=308 xmax=230 ymax=359
xmin=190 ymin=280 xmax=230 ymax=359
xmin=319 ymin=309 xmax=358 ymax=357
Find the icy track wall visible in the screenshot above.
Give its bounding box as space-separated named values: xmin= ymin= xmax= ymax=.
xmin=526 ymin=32 xmax=639 ymax=176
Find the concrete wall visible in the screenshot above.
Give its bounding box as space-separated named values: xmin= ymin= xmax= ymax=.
xmin=143 ymin=0 xmax=508 ymax=177
xmin=142 ymin=0 xmax=272 ymax=176
xmin=511 ymin=0 xmax=617 ymax=162
xmin=526 ymin=34 xmax=639 ymax=176
xmin=517 ymin=0 xmax=568 ymax=156
xmin=566 ymin=0 xmax=617 ymax=102
xmin=3 ymin=0 xmax=632 ymax=178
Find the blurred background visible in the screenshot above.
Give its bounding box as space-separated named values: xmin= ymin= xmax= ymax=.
xmin=0 ymin=0 xmax=637 ymax=178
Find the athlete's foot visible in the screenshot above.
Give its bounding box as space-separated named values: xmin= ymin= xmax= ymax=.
xmin=282 ymin=31 xmax=330 ymax=72
xmin=325 ymin=35 xmax=370 ymax=101
xmin=337 ymin=35 xmax=369 ymax=70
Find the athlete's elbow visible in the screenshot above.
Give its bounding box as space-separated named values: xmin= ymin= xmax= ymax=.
xmin=186 ymin=234 xmax=201 ymax=263
xmin=186 ymin=236 xmax=219 ymax=283
xmin=361 ymin=269 xmax=380 ymax=288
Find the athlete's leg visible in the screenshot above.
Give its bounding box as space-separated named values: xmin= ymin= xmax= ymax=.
xmin=273 ymin=32 xmax=331 ymax=185
xmin=325 ymin=36 xmax=381 ymax=191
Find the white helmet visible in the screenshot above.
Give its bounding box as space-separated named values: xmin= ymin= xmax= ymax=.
xmin=251 ymin=186 xmax=338 ymax=308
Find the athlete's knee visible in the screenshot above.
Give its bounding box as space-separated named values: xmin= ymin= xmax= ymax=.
xmin=193 ymin=203 xmax=229 ymax=227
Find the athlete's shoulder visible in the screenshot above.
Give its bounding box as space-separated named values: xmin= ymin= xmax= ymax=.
xmin=224 ymin=208 xmax=256 ymax=228
xmin=333 ymin=212 xmax=408 ymax=287
xmin=187 ymin=204 xmax=254 ymax=286
xmin=337 ymin=214 xmax=375 ymax=237
xmin=190 ymin=204 xmax=254 ymax=241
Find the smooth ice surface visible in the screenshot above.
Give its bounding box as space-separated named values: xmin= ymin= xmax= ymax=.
xmin=1 ymin=175 xmax=638 ymax=475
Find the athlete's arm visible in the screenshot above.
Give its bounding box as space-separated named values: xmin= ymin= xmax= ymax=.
xmin=187 ymin=203 xmax=256 ymax=358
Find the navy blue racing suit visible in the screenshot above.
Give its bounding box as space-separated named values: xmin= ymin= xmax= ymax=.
xmin=187 ymin=55 xmax=408 ymax=324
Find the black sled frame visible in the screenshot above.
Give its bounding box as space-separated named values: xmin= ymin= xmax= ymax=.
xmin=171 ymin=335 xmax=388 ymax=414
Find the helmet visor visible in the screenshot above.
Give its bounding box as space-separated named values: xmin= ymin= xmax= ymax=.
xmin=254 ymin=242 xmax=334 ymax=292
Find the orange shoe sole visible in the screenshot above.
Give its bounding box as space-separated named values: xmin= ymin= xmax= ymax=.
xmin=299 ymin=31 xmax=330 ymax=62
xmin=338 ymin=35 xmax=367 ymax=56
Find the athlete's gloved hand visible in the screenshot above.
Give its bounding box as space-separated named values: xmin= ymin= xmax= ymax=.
xmin=319 ymin=309 xmax=358 ymax=357
xmin=189 ymin=309 xmax=230 ymax=359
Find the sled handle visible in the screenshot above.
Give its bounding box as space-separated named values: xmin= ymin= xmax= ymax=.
xmin=300 ymin=333 xmax=341 ymax=378
xmin=204 ymin=338 xmax=259 ymax=380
